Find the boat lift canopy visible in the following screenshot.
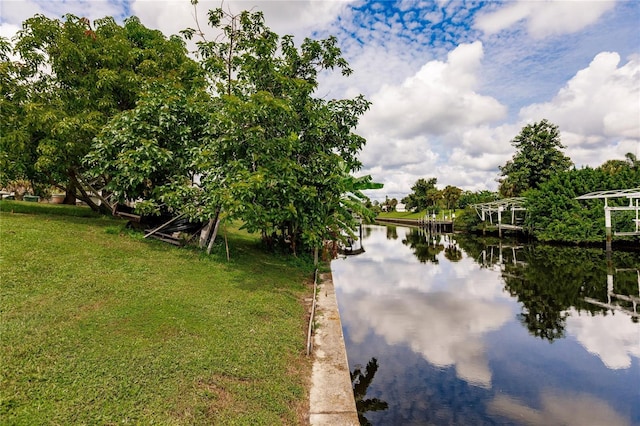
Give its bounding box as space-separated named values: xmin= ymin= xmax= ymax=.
xmin=575 ymin=187 xmax=640 ymax=238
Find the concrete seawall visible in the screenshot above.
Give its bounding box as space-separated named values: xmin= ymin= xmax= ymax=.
xmin=309 ymin=272 xmax=359 ymax=425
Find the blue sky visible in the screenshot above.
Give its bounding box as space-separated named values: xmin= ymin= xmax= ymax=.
xmin=2 ymin=0 xmax=639 ymax=200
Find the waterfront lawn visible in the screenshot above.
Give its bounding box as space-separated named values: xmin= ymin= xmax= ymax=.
xmin=0 ymin=205 xmax=312 ymax=424
xmin=0 ymin=199 xmax=101 ymax=217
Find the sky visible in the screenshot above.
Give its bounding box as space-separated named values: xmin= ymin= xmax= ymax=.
xmin=1 ymin=0 xmax=639 ymax=201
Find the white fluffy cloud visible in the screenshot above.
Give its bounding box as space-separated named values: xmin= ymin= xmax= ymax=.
xmin=356 ymin=41 xmax=511 ymax=199
xmin=519 ymin=51 xmax=640 ymax=167
xmin=475 ymin=0 xmax=617 ymax=39
xmin=1 ymin=0 xmax=126 ymax=25
xmin=361 ymin=41 xmax=506 ymax=139
xmin=566 ymin=309 xmax=640 ymax=369
xmin=341 ymin=290 xmax=511 ymax=388
xmin=130 ymin=0 xmax=353 ymax=40
xmin=488 ymin=391 xmax=631 ymax=426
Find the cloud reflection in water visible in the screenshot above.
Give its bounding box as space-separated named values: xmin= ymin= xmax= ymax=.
xmin=333 ymin=225 xmax=512 ymax=388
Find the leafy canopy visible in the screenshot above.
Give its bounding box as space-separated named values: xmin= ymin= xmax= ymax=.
xmin=524 ymin=158 xmax=640 ymax=243
xmin=90 ymin=7 xmax=381 ymax=254
xmin=1 ymin=14 xmax=203 ymax=206
xmin=498 ymin=119 xmax=573 ymax=197
xmin=401 ymin=177 xmax=449 ymax=212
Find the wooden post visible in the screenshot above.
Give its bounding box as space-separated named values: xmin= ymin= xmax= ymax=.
xmin=199 ymin=219 xmax=214 ymax=248
xmin=498 ymin=206 xmax=503 ymax=238
xmin=144 ymin=213 xmax=185 ymax=239
xmin=206 ymin=217 xmax=221 ymax=255
xmin=606 ymin=248 xmax=613 ymax=304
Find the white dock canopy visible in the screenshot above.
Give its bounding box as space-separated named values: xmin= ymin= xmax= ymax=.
xmin=575 ymin=188 xmax=640 ymax=201
xmin=472 ymin=197 xmax=527 ymax=235
xmin=575 ymin=187 xmax=640 ymax=240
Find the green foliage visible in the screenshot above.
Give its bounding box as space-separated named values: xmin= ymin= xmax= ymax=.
xmin=400 ymin=179 xmax=463 ymax=212
xmin=95 ymin=8 xmax=380 ymax=254
xmin=1 ymin=14 xmax=203 ymax=207
xmin=381 ymin=196 xmax=398 ymax=212
xmin=401 ymin=177 xmax=439 ymax=212
xmin=441 ymin=185 xmax=462 ymax=210
xmin=87 ymin=82 xmax=212 ymax=217
xmin=458 ymin=189 xmax=498 ymax=209
xmin=498 ymin=119 xmax=573 ymax=197
xmin=525 ymin=162 xmax=640 ymax=243
xmin=454 ymin=207 xmax=484 ymax=232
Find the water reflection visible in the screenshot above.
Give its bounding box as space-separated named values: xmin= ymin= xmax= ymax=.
xmin=454 ymin=236 xmax=640 ymax=343
xmin=488 ymin=391 xmax=632 ymax=426
xmin=332 ymin=224 xmax=640 ymax=425
xmin=352 ymin=358 xmax=389 ymax=425
xmin=401 ymin=228 xmax=444 ymax=263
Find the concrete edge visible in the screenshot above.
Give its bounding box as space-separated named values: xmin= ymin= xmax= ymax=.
xmin=308 ymin=271 xmax=359 ymax=426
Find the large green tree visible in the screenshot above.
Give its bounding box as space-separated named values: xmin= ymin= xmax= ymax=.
xmin=191 ymin=8 xmax=377 ymax=254
xmin=1 ymin=14 xmax=203 ymax=208
xmin=498 ymin=119 xmax=573 ymax=197
xmin=401 ymin=177 xmax=440 ymax=212
xmin=90 ymin=7 xmax=380 ymax=255
xmin=441 ymin=185 xmax=462 ymax=210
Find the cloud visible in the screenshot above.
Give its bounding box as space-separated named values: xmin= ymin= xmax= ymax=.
xmin=519 ymin=51 xmax=640 ymax=166
xmin=0 ymin=0 xmax=128 ymax=28
xmin=475 ymin=0 xmax=617 ymax=39
xmin=566 ymin=309 xmax=640 ymax=370
xmin=488 ymin=390 xmax=631 ymax=426
xmin=338 ymin=288 xmax=511 ymax=388
xmin=332 ymin=225 xmax=513 ymax=387
xmin=130 ymin=0 xmax=353 ymax=41
xmin=361 ymin=41 xmax=506 ymax=139
xmin=354 ymin=41 xmax=510 ymax=198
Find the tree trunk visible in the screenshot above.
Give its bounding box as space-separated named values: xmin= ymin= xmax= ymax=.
xmin=199 ymin=219 xmax=215 ymax=248
xmin=67 ymin=169 xmax=104 ymax=212
xmin=63 ymin=178 xmax=77 ymax=205
xmin=206 ymin=207 xmax=222 ymax=255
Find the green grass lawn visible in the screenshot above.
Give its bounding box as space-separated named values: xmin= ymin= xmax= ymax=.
xmin=0 ymin=203 xmax=312 ymax=424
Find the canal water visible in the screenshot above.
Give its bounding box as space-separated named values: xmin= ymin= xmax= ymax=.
xmin=331 ymin=224 xmax=640 ymax=425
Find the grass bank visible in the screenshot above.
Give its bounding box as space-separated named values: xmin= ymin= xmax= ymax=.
xmin=0 ymin=199 xmax=101 ymax=217
xmin=0 ymin=202 xmax=312 ymax=424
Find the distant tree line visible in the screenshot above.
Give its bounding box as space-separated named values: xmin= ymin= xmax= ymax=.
xmin=395 ymin=119 xmax=639 ymax=244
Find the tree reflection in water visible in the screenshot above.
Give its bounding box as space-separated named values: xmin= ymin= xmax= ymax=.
xmin=351 ymin=357 xmax=388 ymax=425
xmin=386 ymin=225 xmax=398 ymax=240
xmin=444 ymin=236 xmax=463 ymax=262
xmin=454 ymin=234 xmax=640 ymax=342
xmin=401 ymin=228 xmax=443 ymax=263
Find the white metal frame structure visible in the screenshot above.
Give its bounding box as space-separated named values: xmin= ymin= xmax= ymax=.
xmin=575 ymin=188 xmax=640 ymax=247
xmin=473 ymin=197 xmax=527 ymax=236
xmin=584 ymin=268 xmax=640 ymax=319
